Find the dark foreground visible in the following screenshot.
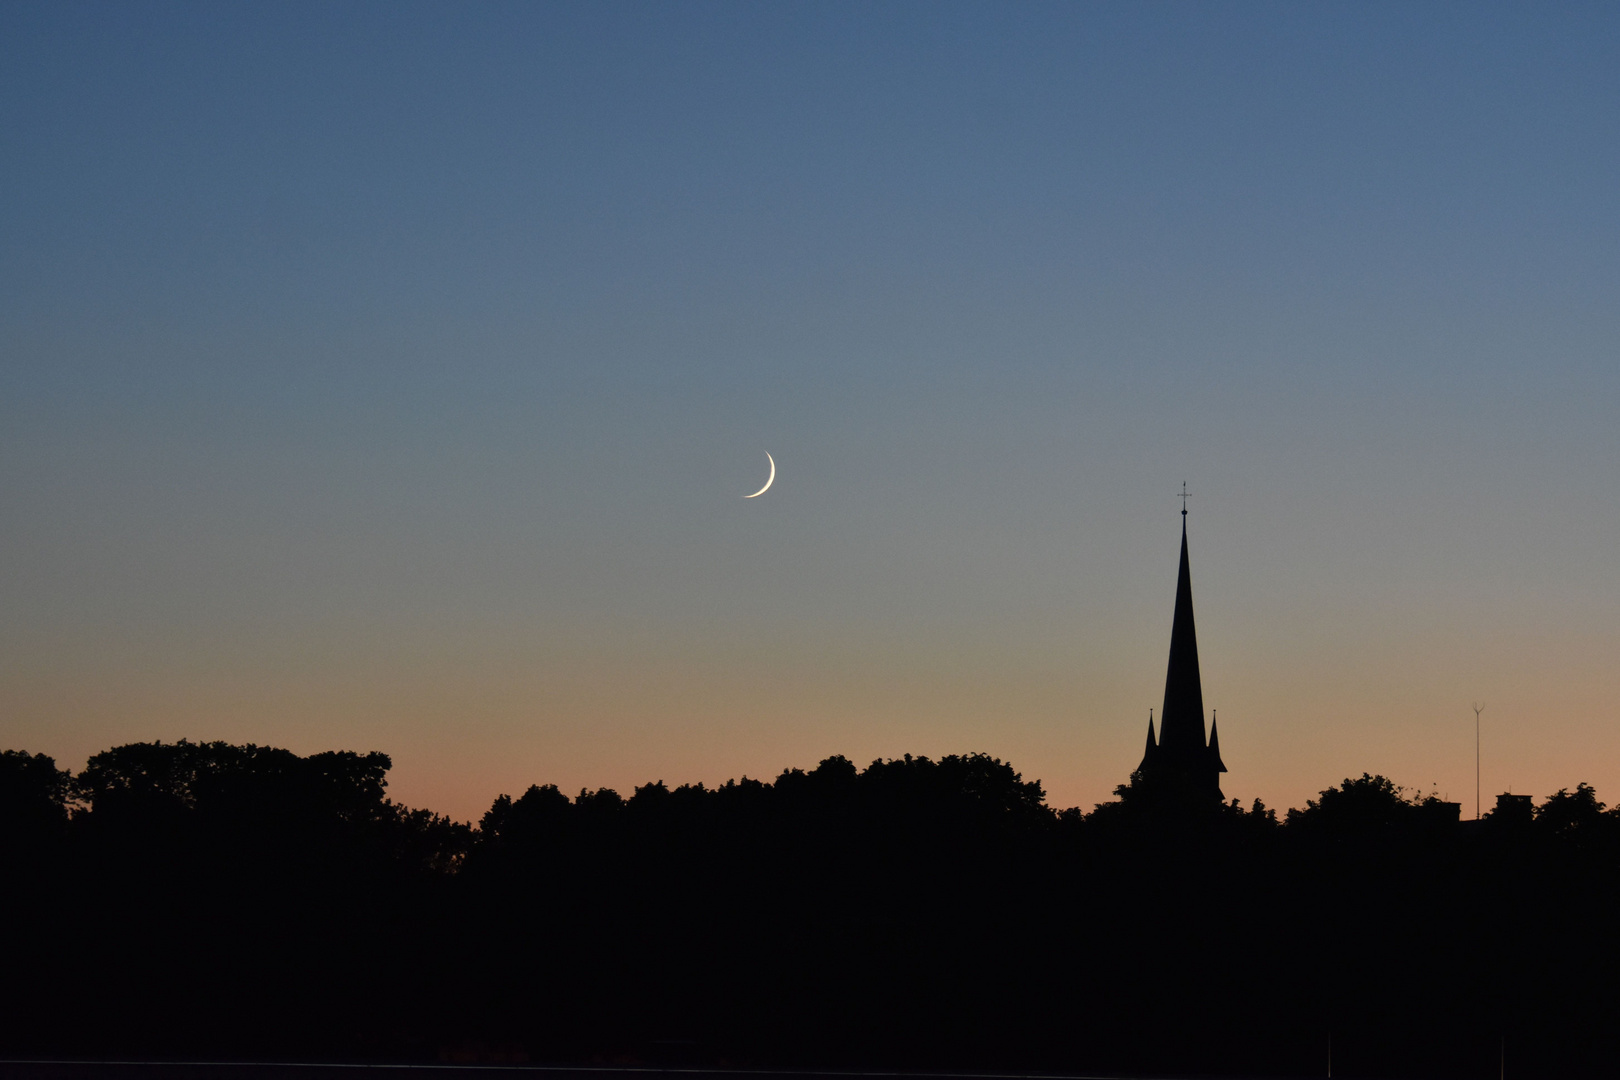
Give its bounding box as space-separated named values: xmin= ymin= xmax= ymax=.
xmin=0 ymin=1067 xmax=1138 ymax=1080
xmin=5 ymin=742 xmax=1619 ymax=1079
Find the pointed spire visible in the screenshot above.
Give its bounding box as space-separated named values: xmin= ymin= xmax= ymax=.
xmin=1158 ymin=515 xmax=1207 ymax=755
xmin=1139 ymin=710 xmax=1158 ymax=772
xmin=1128 ymin=499 xmax=1225 ymax=804
xmin=1208 ymin=710 xmax=1227 ymax=774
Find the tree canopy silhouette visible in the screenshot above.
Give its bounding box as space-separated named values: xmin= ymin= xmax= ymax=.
xmin=3 ymin=739 xmax=1619 ymax=1078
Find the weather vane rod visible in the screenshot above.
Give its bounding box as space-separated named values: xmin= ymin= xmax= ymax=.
xmin=1179 ymin=481 xmax=1191 ymax=516
xmin=1472 ymin=702 xmax=1485 ymax=821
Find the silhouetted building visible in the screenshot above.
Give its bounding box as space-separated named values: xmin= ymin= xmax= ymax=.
xmin=1492 ymin=792 xmax=1533 ymax=826
xmin=1137 ymin=508 xmax=1226 ymax=802
xmin=1422 ymin=799 xmax=1463 ymax=826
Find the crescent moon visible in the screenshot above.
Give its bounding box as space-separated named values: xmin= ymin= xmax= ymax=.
xmin=743 ymin=452 xmax=776 ymax=498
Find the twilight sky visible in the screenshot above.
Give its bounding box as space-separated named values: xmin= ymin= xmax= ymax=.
xmin=4 ymin=1 xmax=1619 ymax=821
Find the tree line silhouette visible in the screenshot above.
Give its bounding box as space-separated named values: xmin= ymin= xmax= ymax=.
xmin=3 ymin=740 xmax=1618 ymax=1078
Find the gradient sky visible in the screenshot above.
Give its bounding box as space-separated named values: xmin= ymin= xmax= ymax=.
xmin=4 ymin=1 xmax=1619 ymax=821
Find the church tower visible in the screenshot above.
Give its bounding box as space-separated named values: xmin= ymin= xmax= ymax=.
xmin=1137 ymin=497 xmax=1226 ymax=801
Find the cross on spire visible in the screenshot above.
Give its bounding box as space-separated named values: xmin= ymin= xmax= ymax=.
xmin=1179 ymin=481 xmax=1191 ymax=516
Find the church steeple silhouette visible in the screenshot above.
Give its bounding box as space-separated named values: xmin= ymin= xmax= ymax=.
xmin=1137 ymin=497 xmax=1226 ymax=800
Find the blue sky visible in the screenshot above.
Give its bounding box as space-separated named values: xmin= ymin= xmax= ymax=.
xmin=4 ymin=2 xmax=1619 ymax=818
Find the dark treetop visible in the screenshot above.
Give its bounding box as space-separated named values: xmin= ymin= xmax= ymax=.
xmin=3 ymin=740 xmax=1620 ymax=1079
